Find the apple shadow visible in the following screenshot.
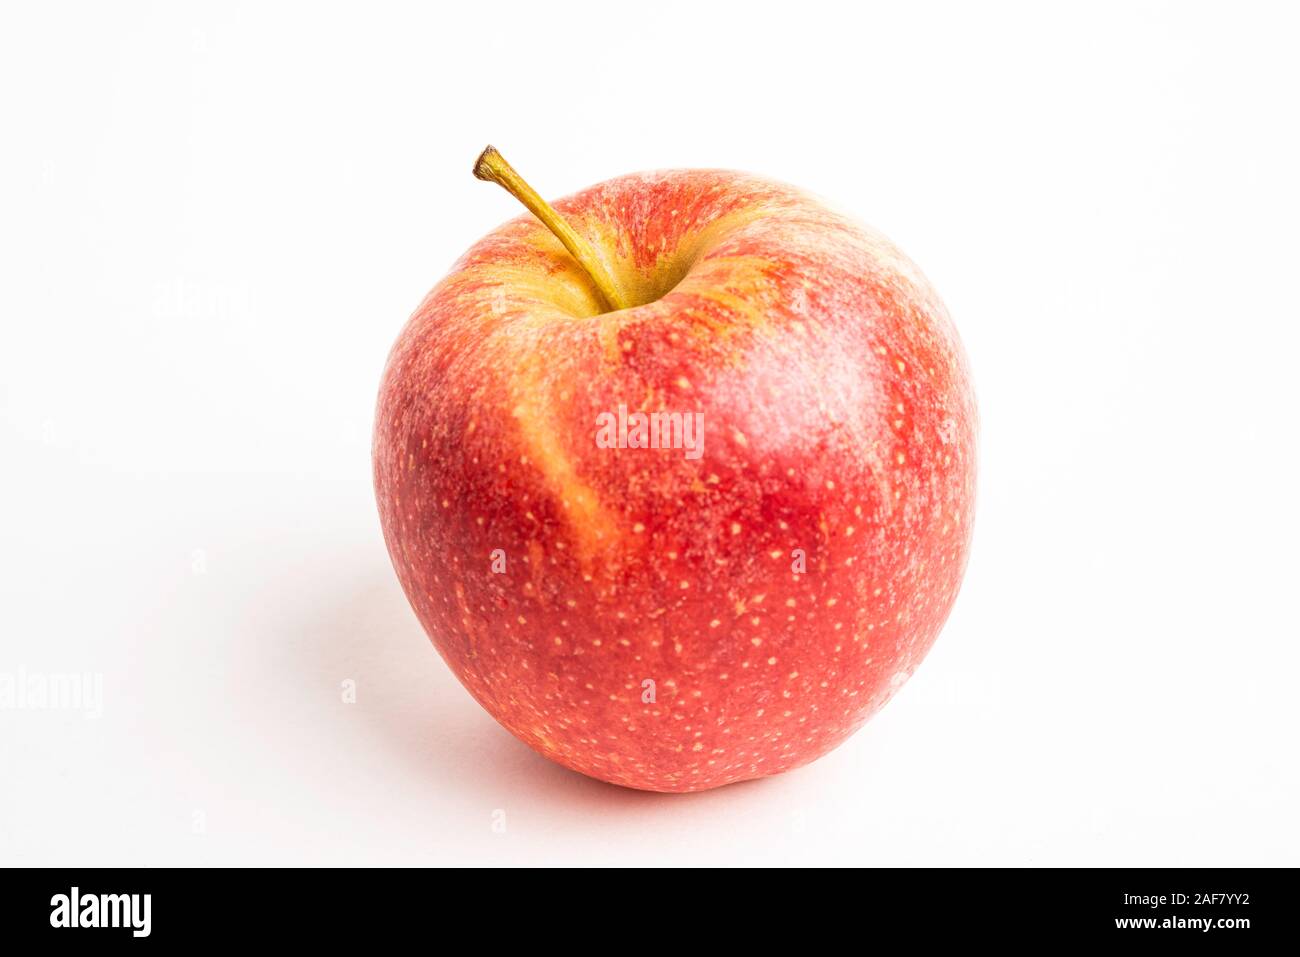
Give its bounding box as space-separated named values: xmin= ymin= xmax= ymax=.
xmin=286 ymin=548 xmax=774 ymax=825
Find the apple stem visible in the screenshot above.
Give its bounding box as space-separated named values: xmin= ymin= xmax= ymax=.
xmin=473 ymin=146 xmax=630 ymax=312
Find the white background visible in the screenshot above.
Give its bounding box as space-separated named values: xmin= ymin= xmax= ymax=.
xmin=2 ymin=1 xmax=1298 ymax=867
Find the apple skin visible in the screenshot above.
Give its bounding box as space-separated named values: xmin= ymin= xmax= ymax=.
xmin=374 ymin=169 xmax=976 ymax=792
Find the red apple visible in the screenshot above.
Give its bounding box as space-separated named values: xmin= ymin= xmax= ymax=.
xmin=373 ymin=148 xmax=976 ymax=792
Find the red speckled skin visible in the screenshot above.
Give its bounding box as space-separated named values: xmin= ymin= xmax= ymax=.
xmin=374 ymin=170 xmax=976 ymax=792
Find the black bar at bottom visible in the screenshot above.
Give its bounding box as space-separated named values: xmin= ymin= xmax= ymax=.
xmin=0 ymin=867 xmax=1291 ymax=944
